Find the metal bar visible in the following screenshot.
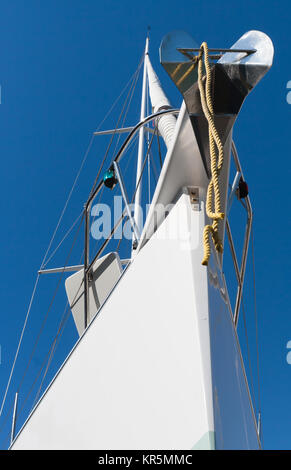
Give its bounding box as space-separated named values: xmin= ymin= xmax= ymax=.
xmin=231 ymin=141 xmax=243 ymax=174
xmin=229 ymin=140 xmax=253 ymax=328
xmin=231 ymin=141 xmax=253 ymax=225
xmin=85 ymin=213 xmax=124 ymax=276
xmin=84 ymin=205 xmax=90 ymax=329
xmin=177 ymin=48 xmax=256 ymax=62
xmin=133 ymin=37 xmax=149 ymax=245
xmin=227 ymin=170 xmax=241 ymax=214
xmin=177 ymin=47 xmax=257 ymax=53
xmin=85 ymin=128 xmax=154 ymax=274
xmin=93 ymin=126 xmax=157 ymax=136
xmin=257 ymin=412 xmax=261 ymax=439
xmin=94 ymin=126 xmax=134 ymax=135
xmin=234 ymin=211 xmax=252 ymax=327
xmin=82 ymin=109 xmax=179 ymax=281
xmin=113 ymin=161 xmax=140 ymax=244
xmin=86 ymin=129 xmax=154 ymax=272
xmin=38 ymin=265 xmax=84 ymax=275
xmin=225 ymin=219 xmax=241 ymax=285
xmin=84 ymin=109 xmax=179 ymax=214
xmin=10 ymin=392 xmax=18 ymax=446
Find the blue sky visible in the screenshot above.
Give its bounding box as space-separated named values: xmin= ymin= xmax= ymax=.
xmin=0 ymin=0 xmax=290 ymax=450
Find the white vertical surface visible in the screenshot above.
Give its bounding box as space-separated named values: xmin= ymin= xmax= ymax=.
xmin=11 ymin=193 xmax=259 ymax=450
xmin=133 ymin=37 xmax=149 ymax=245
xmin=11 ymin=194 xmax=214 ymax=450
xmin=146 ymin=55 xmax=177 ymax=148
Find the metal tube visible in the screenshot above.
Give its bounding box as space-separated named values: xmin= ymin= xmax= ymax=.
xmin=257 ymin=412 xmax=261 ymax=440
xmin=227 ymin=171 xmax=241 ymax=214
xmin=85 ymin=213 xmax=124 ymax=275
xmin=84 ymin=204 xmax=91 ymax=329
xmin=231 ymin=140 xmax=253 ymax=327
xmin=38 ymin=265 xmax=84 ymax=274
xmin=93 ymin=126 xmax=134 ymax=136
xmin=93 ymin=126 xmax=156 ymax=136
xmin=113 ymin=161 xmax=140 ymax=245
xmin=225 ymin=219 xmax=241 ymax=285
xmin=81 ymin=108 xmax=180 ymax=308
xmin=133 ymin=37 xmax=149 ymax=242
xmin=234 ymin=212 xmax=252 ymax=327
xmin=85 ymin=109 xmax=179 ymax=215
xmin=10 ymin=392 xmax=18 ymax=446
xmin=177 ymin=47 xmax=256 ymax=55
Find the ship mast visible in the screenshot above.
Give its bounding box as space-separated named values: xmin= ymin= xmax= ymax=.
xmin=132 ymin=36 xmax=149 ymax=253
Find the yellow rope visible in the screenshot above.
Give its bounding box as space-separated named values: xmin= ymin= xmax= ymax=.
xmin=197 ymin=43 xmax=225 ymax=266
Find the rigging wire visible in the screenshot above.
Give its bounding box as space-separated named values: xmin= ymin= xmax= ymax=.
xmin=241 ymin=295 xmax=257 ymax=418
xmin=0 ymin=218 xmax=86 ymax=446
xmin=31 ymin=303 xmax=72 ymax=408
xmin=30 ymin=183 xmax=109 ymax=408
xmin=0 ymin=274 xmax=40 ymax=419
xmin=251 ymin=224 xmax=263 ymax=447
xmin=23 ymin=131 xmax=152 ymax=418
xmin=24 ymin=96 xmax=161 ymax=419
xmin=0 ymin=60 xmax=144 ymax=431
xmin=42 ymin=210 xmax=84 ymax=269
xmin=88 ymin=57 xmax=143 ymax=200
xmin=11 ymin=182 xmax=107 ymax=418
xmin=2 ymin=51 xmax=157 ymax=447
xmin=117 ymin=130 xmax=157 ymax=254
xmin=84 ymin=127 xmax=157 ymax=274
xmin=40 ymin=60 xmax=143 ymax=272
xmin=146 ymin=76 xmax=151 ymax=205
xmin=91 ymin=134 xmax=139 ymax=257
xmin=1 ymin=300 xmax=74 ymax=447
xmin=42 ymin=58 xmax=142 ymax=273
xmin=112 ymin=60 xmax=143 ymax=156
xmin=15 ymin=214 xmax=84 ymax=395
xmin=149 ymin=146 xmax=159 ymax=183
xmin=2 ymin=58 xmax=144 ymax=438
xmin=86 ymin=63 xmax=142 ymax=260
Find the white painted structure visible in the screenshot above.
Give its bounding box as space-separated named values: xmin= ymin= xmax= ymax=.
xmin=65 ymin=252 xmax=123 ymax=336
xmin=146 ymin=55 xmax=177 ymax=148
xmin=10 ymin=30 xmax=273 ymax=450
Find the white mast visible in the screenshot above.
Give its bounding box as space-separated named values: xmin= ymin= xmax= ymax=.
xmin=132 ymin=36 xmax=149 ymax=251
xmin=132 ymin=37 xmax=177 ymax=254
xmin=146 ymin=55 xmax=176 ymax=148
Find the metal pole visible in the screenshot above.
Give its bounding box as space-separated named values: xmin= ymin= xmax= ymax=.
xmin=84 ymin=205 xmax=91 ymax=329
xmin=133 ymin=36 xmax=149 ymax=250
xmin=257 ymin=412 xmax=261 ymax=440
xmin=231 ymin=140 xmax=253 ymax=328
xmin=10 ymin=392 xmax=18 ymax=446
xmin=85 ymin=110 xmax=179 ymax=216
xmin=82 ymin=109 xmax=179 ymax=276
xmin=225 ymin=219 xmax=241 ymax=284
xmin=234 ymin=210 xmax=252 ymax=327
xmin=113 ymin=161 xmax=140 ymax=245
xmin=227 ymin=171 xmax=241 ymax=214
xmin=38 ymin=265 xmax=84 ymax=275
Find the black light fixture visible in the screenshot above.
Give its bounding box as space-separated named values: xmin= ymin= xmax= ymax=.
xmin=237 ymin=176 xmax=249 ymax=199
xmin=103 ymin=165 xmax=117 ymax=189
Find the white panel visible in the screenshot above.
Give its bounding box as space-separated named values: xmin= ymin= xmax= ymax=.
xmin=11 ymin=194 xmax=214 ymax=450
xmin=137 ymin=102 xmax=209 ymax=252
xmin=65 ymin=252 xmax=122 ymax=336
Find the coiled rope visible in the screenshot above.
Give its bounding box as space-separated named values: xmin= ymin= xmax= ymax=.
xmin=197 ymin=42 xmax=225 ymax=266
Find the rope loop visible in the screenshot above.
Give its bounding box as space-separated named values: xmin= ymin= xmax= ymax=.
xmin=197 ymin=42 xmax=225 ymax=266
